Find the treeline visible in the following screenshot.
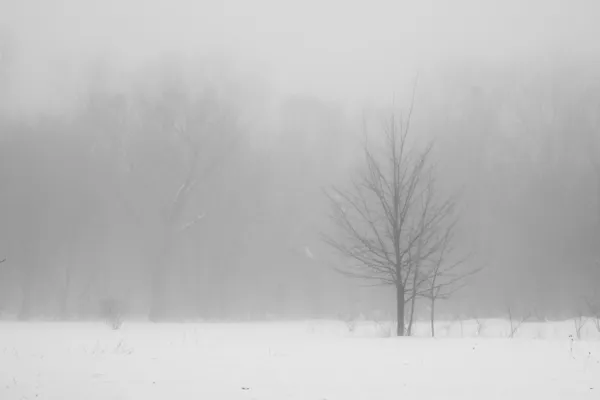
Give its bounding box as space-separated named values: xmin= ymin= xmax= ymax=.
xmin=0 ymin=56 xmax=362 ymax=321
xmin=0 ymin=52 xmax=599 ymax=322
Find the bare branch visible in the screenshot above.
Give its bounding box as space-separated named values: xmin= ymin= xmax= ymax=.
xmin=327 ymin=187 xmax=394 ymax=263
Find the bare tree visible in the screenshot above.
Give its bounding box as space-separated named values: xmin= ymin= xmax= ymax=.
xmin=143 ymin=97 xmax=238 ymax=322
xmin=323 ymin=92 xmax=460 ymax=336
xmin=87 ymin=77 xmax=239 ymax=322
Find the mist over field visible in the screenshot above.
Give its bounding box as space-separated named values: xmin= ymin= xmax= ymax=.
xmin=1 ymin=0 xmax=600 ymax=322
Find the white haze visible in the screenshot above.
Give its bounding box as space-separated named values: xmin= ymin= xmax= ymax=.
xmin=2 ymin=0 xmax=599 ymax=114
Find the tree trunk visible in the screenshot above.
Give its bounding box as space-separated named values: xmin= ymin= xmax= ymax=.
xmin=407 ymin=267 xmax=419 ymax=336
xmin=407 ymin=225 xmax=424 ymax=336
xmin=407 ymin=297 xmax=416 ymax=336
xmin=396 ymin=283 xmax=405 ymax=336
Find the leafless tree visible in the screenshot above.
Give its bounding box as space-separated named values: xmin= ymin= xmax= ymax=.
xmin=144 ymin=100 xmax=238 ymax=322
xmin=323 ymin=90 xmax=461 ymax=336
xmin=88 ymin=79 xmax=239 ymax=322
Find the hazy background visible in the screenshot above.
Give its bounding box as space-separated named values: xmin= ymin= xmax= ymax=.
xmin=1 ymin=0 xmax=599 ymax=321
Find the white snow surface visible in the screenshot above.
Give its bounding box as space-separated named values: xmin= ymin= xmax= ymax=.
xmin=1 ymin=319 xmax=599 ymax=399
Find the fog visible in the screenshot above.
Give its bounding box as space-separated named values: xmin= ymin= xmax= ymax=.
xmin=1 ymin=0 xmax=599 ymax=322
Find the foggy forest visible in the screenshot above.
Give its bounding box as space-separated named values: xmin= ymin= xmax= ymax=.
xmin=2 ymin=0 xmax=600 ymax=327
xmin=1 ymin=0 xmax=600 ymax=328
xmin=3 ymin=1 xmax=600 ymax=399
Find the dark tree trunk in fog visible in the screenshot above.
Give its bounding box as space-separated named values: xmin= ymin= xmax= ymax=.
xmin=396 ymin=283 xmax=405 ymax=336
xmin=407 ymin=227 xmax=424 ymax=336
xmin=406 ymin=277 xmax=418 ymax=335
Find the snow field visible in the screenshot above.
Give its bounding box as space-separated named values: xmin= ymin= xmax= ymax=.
xmin=1 ymin=319 xmax=599 ymax=399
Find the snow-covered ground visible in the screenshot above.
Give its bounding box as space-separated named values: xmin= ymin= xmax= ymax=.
xmin=1 ymin=318 xmax=599 ymax=399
